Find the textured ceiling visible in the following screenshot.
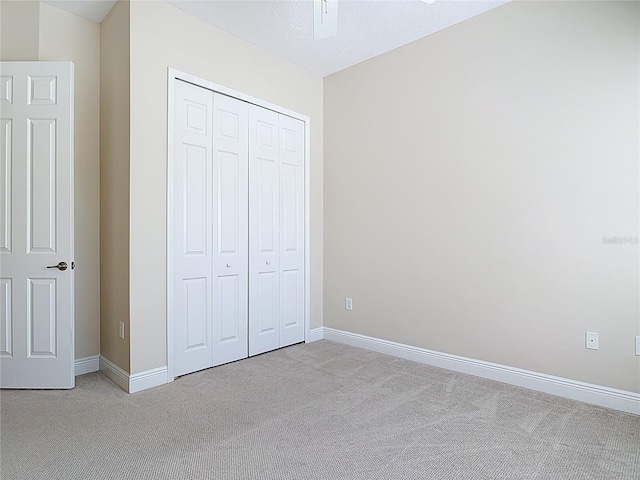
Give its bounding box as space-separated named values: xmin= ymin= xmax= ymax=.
xmin=167 ymin=0 xmax=510 ymax=77
xmin=43 ymin=0 xmax=509 ymax=77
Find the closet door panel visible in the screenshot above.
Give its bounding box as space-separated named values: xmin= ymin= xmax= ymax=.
xmin=279 ymin=115 xmax=305 ymax=347
xmin=172 ymin=80 xmax=214 ymax=377
xmin=249 ymin=106 xmax=280 ymax=356
xmin=213 ymin=94 xmax=249 ymax=366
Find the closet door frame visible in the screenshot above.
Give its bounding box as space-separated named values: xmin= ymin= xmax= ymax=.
xmin=166 ymin=69 xmax=311 ymax=382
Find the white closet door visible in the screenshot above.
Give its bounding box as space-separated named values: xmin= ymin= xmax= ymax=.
xmin=212 ymin=93 xmax=249 ymax=366
xmin=278 ymin=115 xmax=305 ymax=347
xmin=172 ymin=80 xmax=214 ymax=377
xmin=248 ymin=106 xmax=280 ymax=356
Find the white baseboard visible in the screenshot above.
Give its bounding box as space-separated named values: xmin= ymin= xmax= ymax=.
xmin=99 ymin=355 xmax=168 ymax=394
xmin=323 ymin=327 xmax=640 ymax=416
xmin=307 ymin=327 xmax=324 ymax=343
xmin=75 ymin=355 xmax=100 ymax=376
xmin=129 ymin=367 xmax=168 ymax=393
xmin=99 ymin=355 xmax=129 ymax=392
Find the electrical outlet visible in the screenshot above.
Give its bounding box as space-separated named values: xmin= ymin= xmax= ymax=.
xmin=345 ymin=297 xmax=353 ymax=311
xmin=585 ymin=331 xmax=599 ymax=350
xmin=635 ymin=336 xmax=640 ymax=356
xmin=119 ymin=321 xmax=125 ymax=340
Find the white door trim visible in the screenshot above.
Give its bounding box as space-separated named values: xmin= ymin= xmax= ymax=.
xmin=166 ymin=68 xmax=311 ymax=382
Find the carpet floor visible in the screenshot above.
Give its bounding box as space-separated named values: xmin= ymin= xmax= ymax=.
xmin=1 ymin=340 xmax=639 ymax=480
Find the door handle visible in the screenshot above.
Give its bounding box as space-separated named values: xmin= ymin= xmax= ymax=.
xmin=47 ymin=261 xmax=68 ymax=271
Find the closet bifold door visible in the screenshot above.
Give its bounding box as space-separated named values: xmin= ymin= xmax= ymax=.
xmin=172 ymin=80 xmax=214 ymax=377
xmin=212 ymin=93 xmax=249 ymax=366
xmin=248 ymin=106 xmax=280 ymax=356
xmin=249 ymin=107 xmax=305 ymax=356
xmin=277 ymin=114 xmax=305 ymax=348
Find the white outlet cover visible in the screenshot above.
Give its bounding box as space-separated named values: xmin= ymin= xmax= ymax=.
xmin=585 ymin=331 xmax=599 ymax=350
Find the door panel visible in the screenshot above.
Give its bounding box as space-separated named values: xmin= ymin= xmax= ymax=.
xmin=278 ymin=115 xmax=305 ymax=347
xmin=212 ymin=93 xmax=248 ymax=366
xmin=0 ymin=62 xmax=74 ymax=388
xmin=257 ymin=271 xmax=277 ymax=335
xmin=257 ymin=158 xmax=277 ymax=253
xmin=184 ymin=145 xmax=208 ymax=255
xmin=172 ymin=80 xmax=214 ymax=377
xmin=217 ymin=274 xmax=240 ymax=341
xmin=249 ymin=106 xmax=280 ymax=356
xmin=1 ymin=119 xmax=12 ymax=253
xmin=27 ymin=278 xmax=57 ymax=357
xmin=0 ymin=278 xmax=12 ymax=356
xmin=218 ymin=151 xmax=240 ymax=254
xmin=27 ymin=118 xmax=57 ymax=253
xmin=183 ymin=277 xmax=208 ymax=351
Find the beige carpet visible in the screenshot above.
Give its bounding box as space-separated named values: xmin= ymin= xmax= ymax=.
xmin=1 ymin=340 xmax=638 ymax=480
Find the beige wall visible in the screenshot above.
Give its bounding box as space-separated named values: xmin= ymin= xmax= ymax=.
xmin=39 ymin=3 xmax=101 ymax=361
xmin=0 ymin=1 xmax=39 ymax=61
xmin=128 ymin=0 xmax=323 ymax=373
xmin=100 ymin=0 xmax=130 ymax=371
xmin=324 ymin=1 xmax=640 ymax=392
xmin=1 ymin=2 xmax=101 ymax=362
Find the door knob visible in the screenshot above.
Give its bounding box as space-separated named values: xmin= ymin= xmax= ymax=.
xmin=266 ymin=260 xmax=270 ymax=265
xmin=47 ymin=261 xmax=68 ymax=271
xmin=226 ymin=263 xmax=231 ymax=268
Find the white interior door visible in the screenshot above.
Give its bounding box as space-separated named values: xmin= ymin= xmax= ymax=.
xmin=171 ymin=80 xmax=214 ymax=377
xmin=248 ymin=105 xmax=280 ymax=356
xmin=0 ymin=62 xmax=74 ymax=389
xmin=278 ymin=114 xmax=305 ymax=347
xmin=212 ymin=93 xmax=249 ymax=366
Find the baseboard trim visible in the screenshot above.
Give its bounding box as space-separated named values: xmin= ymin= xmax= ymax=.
xmin=75 ymin=355 xmax=100 ymax=376
xmin=307 ymin=327 xmax=324 ymax=343
xmin=99 ymin=356 xmax=169 ymax=393
xmin=99 ymin=355 xmax=129 ymax=392
xmin=323 ymin=327 xmax=640 ymax=415
xmin=129 ymin=367 xmax=168 ymax=393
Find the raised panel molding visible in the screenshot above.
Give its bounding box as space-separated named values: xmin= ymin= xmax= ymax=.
xmin=281 ymin=269 xmax=299 ymax=328
xmin=281 ymin=128 xmax=297 ymax=153
xmin=219 ymin=111 xmax=239 ymax=140
xmin=27 ymin=278 xmax=57 ymax=357
xmin=258 ymin=122 xmax=275 ymax=148
xmin=28 ymin=76 xmax=57 ymax=105
xmin=0 ymin=278 xmax=13 ymax=357
xmin=281 ymin=165 xmax=299 ymax=252
xmin=217 ymin=151 xmax=240 ymax=254
xmin=184 ymin=145 xmax=207 ymax=255
xmin=218 ymin=274 xmax=240 ymax=342
xmin=184 ymin=277 xmax=207 ymax=351
xmin=27 ymin=118 xmax=57 ymax=253
xmin=0 ymin=76 xmax=13 ymax=104
xmin=0 ymin=119 xmax=12 ymax=253
xmin=258 ymin=158 xmax=277 ymax=253
xmin=184 ymin=100 xmax=207 ymax=133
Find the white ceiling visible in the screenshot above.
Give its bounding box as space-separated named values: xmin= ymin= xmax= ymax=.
xmin=43 ymin=0 xmax=117 ymax=23
xmin=45 ymin=0 xmax=509 ymax=77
